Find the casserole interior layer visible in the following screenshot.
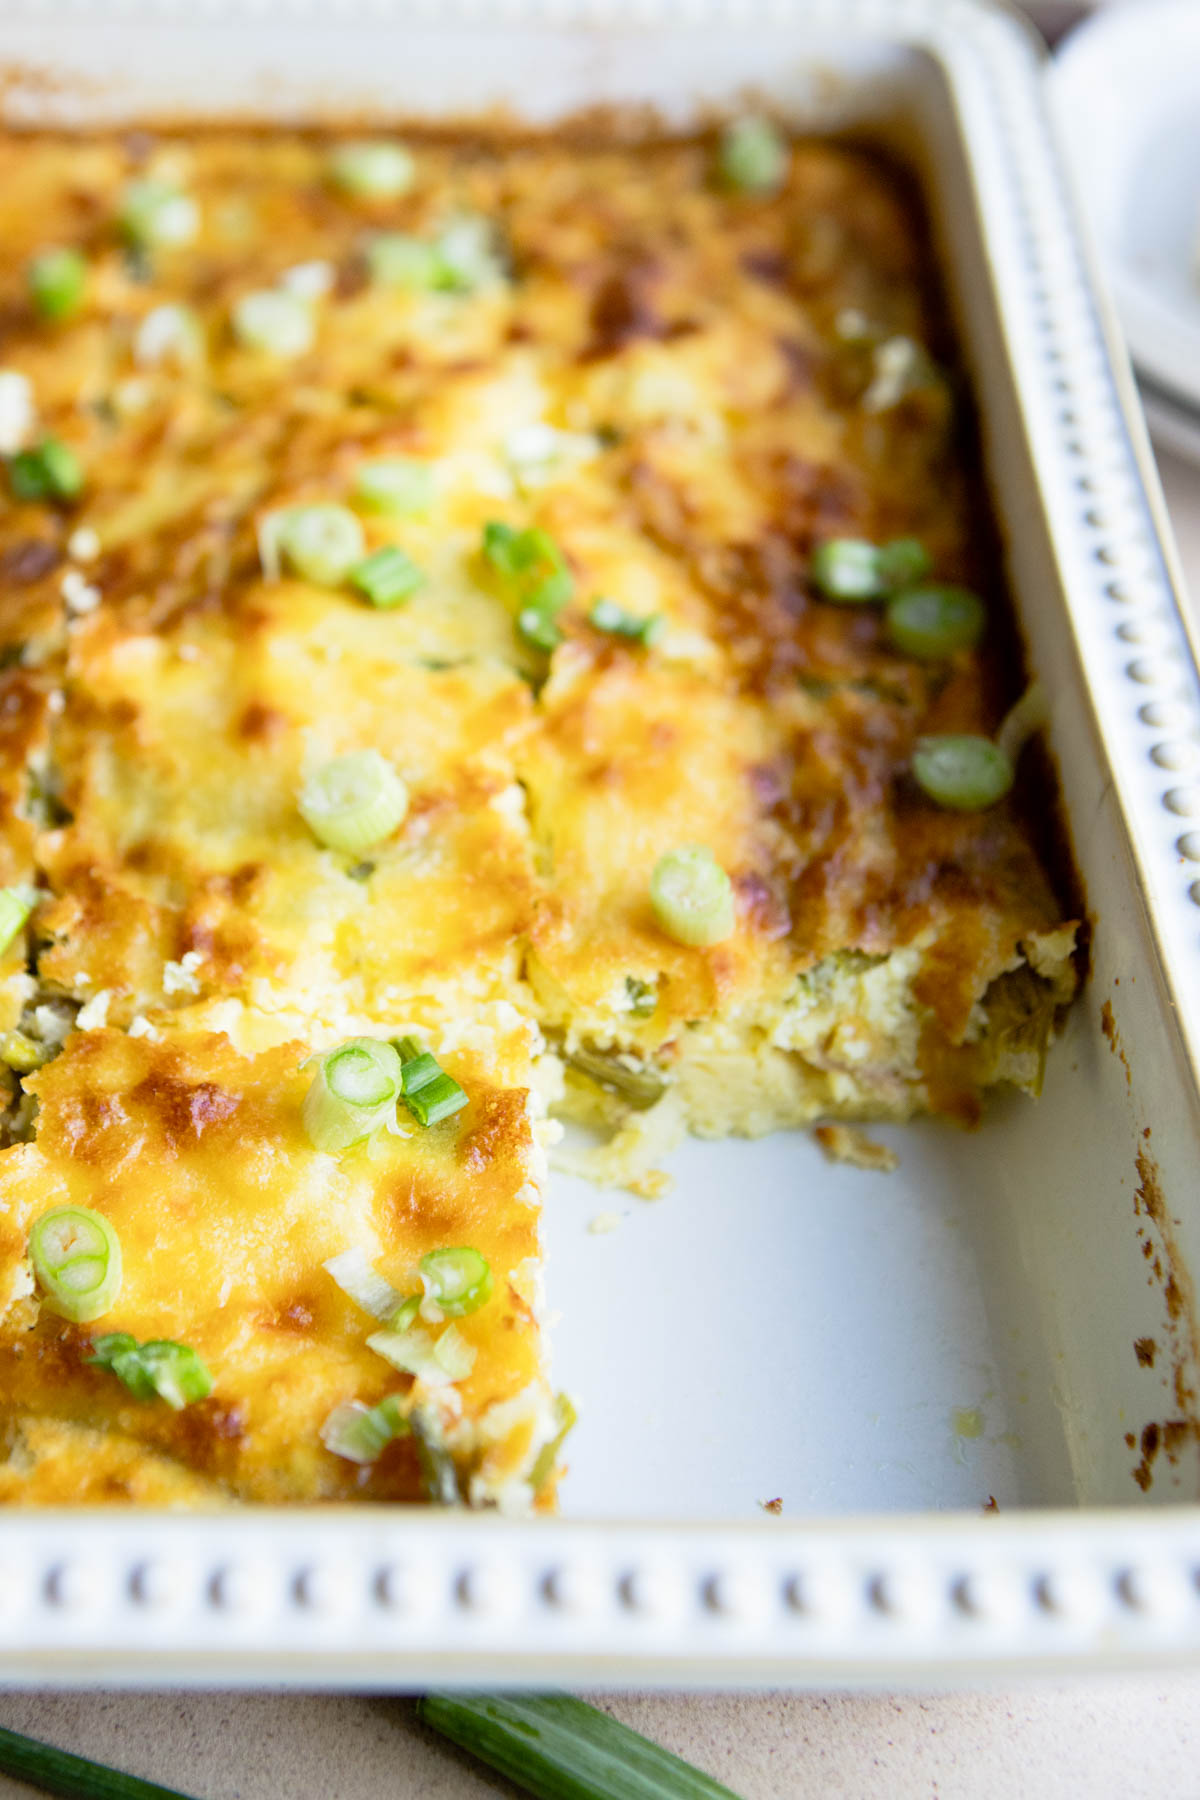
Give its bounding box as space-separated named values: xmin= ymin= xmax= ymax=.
xmin=0 ymin=125 xmax=1078 ymax=1505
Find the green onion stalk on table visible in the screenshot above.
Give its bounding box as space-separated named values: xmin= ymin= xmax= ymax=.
xmin=0 ymin=1694 xmax=744 ymax=1800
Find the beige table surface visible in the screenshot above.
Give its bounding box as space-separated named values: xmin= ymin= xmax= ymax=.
xmin=1 ymin=466 xmax=1199 ymax=1800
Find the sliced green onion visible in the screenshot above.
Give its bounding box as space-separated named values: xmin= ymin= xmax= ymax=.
xmin=432 ymin=1322 xmax=476 ymax=1380
xmin=231 ymin=288 xmax=314 ymax=358
xmin=134 ymin=302 xmax=203 ymax=370
xmin=418 ymin=1691 xmax=742 ymax=1800
xmin=350 ymin=545 xmax=425 ymax=608
xmin=811 ymin=537 xmax=888 ymax=603
xmin=589 ymin=597 xmax=664 ymax=647
xmin=517 ymin=604 xmax=563 ymax=653
xmin=363 ymin=1324 xmax=464 ymax=1389
xmin=390 ymin=1294 xmax=421 ymax=1331
xmin=811 ymin=536 xmax=932 ymax=604
xmin=89 ymin=1333 xmax=213 ymax=1409
xmin=718 ymin=115 xmax=789 ymax=195
xmin=323 ymin=1245 xmax=405 ymax=1320
xmin=625 ymin=976 xmax=658 ymax=1018
xmin=354 ymin=457 xmax=436 ymax=517
xmin=566 ymin=1045 xmax=666 ymax=1110
xmin=304 ymin=1037 xmax=403 ymax=1154
xmin=433 ymin=215 xmax=505 ymax=293
xmin=650 ymin=845 xmax=736 ymax=948
xmin=0 ymin=883 xmax=38 ymax=955
xmin=29 ymin=1206 xmax=122 ymax=1324
xmin=9 ymin=438 xmax=83 ymax=504
xmin=298 ymin=750 xmax=409 ymax=854
xmin=0 ymin=1719 xmax=200 ymax=1800
xmin=886 ymin=585 xmax=986 ymax=660
xmin=529 ymin=1391 xmax=578 ymax=1494
xmin=483 ymin=522 xmax=570 ymax=601
xmin=1 ymin=1029 xmax=44 ymax=1074
xmin=876 ymin=537 xmax=932 ymax=589
xmin=320 ymin=1393 xmax=409 ymax=1464
xmin=911 ymin=735 xmax=1013 ymax=811
xmin=328 ymin=140 xmax=415 ymax=200
xmin=420 ymin=1247 xmax=493 ymax=1319
xmin=411 ymin=1402 xmax=461 ymax=1504
xmin=276 ymin=504 xmax=366 ymax=587
xmin=995 ymin=680 xmax=1049 ymax=767
xmin=483 ymin=521 xmax=573 ymax=653
xmin=364 ymin=232 xmax=445 ymax=292
xmin=395 ymin=1037 xmax=469 ymax=1127
xmin=28 ymin=247 xmax=87 ymax=322
xmin=118 ymin=179 xmax=199 ymax=250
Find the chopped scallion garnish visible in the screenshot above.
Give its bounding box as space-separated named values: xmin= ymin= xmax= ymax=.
xmin=364 ymin=218 xmax=504 ymax=294
xmin=394 ymin=1037 xmax=469 ymax=1127
xmin=1 ymin=1030 xmax=44 ymax=1074
xmin=411 ymin=1402 xmax=462 ymax=1504
xmin=134 ymin=302 xmax=203 ymax=370
xmin=876 ymin=536 xmax=932 ymax=589
xmin=276 ymin=504 xmax=366 ymax=587
xmin=517 ymin=605 xmax=563 ymax=653
xmin=0 ymin=883 xmax=38 ymax=955
xmin=9 ymin=438 xmax=83 ymax=504
xmin=231 ymin=288 xmax=315 ymax=358
xmin=298 ymin=750 xmax=409 ymax=854
xmin=390 ymin=1294 xmax=421 ymax=1331
xmin=433 ymin=215 xmax=506 ymax=293
xmin=89 ymin=1333 xmax=213 ymax=1410
xmin=911 ymin=735 xmax=1013 ymax=811
xmin=366 ymin=1321 xmax=475 ymax=1385
xmin=303 ymin=1037 xmax=403 ymax=1154
xmin=589 ymin=597 xmax=664 ymax=647
xmin=432 ymin=1321 xmax=476 ymax=1379
xmin=419 ymin=1246 xmax=493 ymax=1318
xmin=323 ymin=1245 xmax=406 ymax=1320
xmin=28 ymin=247 xmax=87 ymax=322
xmin=811 ymin=535 xmax=932 ymax=604
xmin=483 ymin=521 xmax=573 ymax=655
xmin=625 ymin=976 xmax=658 ymax=1018
xmin=328 ymin=140 xmax=415 ymax=200
xmin=118 ymin=178 xmax=199 ymax=250
xmin=718 ymin=115 xmax=789 ymax=196
xmin=650 ymin=845 xmax=736 ymax=948
xmin=529 ymin=1391 xmax=579 ymax=1494
xmin=354 ymin=458 xmax=436 ymax=517
xmin=350 ymin=545 xmax=425 ymax=608
xmin=886 ymin=584 xmax=985 ymax=660
xmin=364 ymin=232 xmax=445 ymax=292
xmin=994 ymin=681 xmax=1049 ymax=767
xmin=320 ymin=1393 xmax=409 ymax=1464
xmin=29 ymin=1206 xmax=122 ymax=1324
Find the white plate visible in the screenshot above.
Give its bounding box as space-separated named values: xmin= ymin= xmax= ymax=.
xmin=1 ymin=0 xmax=1200 ymax=1685
xmin=1052 ymin=0 xmax=1200 ymax=426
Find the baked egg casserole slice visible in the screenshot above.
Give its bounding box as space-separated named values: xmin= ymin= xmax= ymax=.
xmin=0 ymin=122 xmax=1079 ymax=1506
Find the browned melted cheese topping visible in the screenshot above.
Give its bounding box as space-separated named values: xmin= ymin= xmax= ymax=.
xmin=0 ymin=125 xmax=1078 ymax=1504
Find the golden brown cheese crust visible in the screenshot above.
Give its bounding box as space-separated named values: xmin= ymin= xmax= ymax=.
xmin=0 ymin=125 xmax=1080 ymax=1503
xmin=0 ymin=1027 xmax=547 ymax=1504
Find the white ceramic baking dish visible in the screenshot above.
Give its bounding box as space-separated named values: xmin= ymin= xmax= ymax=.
xmin=1 ymin=0 xmax=1200 ymax=1688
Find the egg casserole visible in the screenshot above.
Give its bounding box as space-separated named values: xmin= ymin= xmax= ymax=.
xmin=0 ymin=122 xmax=1078 ymax=1507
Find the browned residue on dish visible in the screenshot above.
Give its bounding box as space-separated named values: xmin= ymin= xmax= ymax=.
xmin=758 ymin=1496 xmax=784 ymax=1515
xmin=1101 ymin=997 xmax=1132 ymax=1088
xmin=982 ymin=1495 xmax=999 ymax=1513
xmin=1128 ymin=1140 xmax=1200 ymax=1493
xmin=814 ymin=1123 xmax=899 ymax=1173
